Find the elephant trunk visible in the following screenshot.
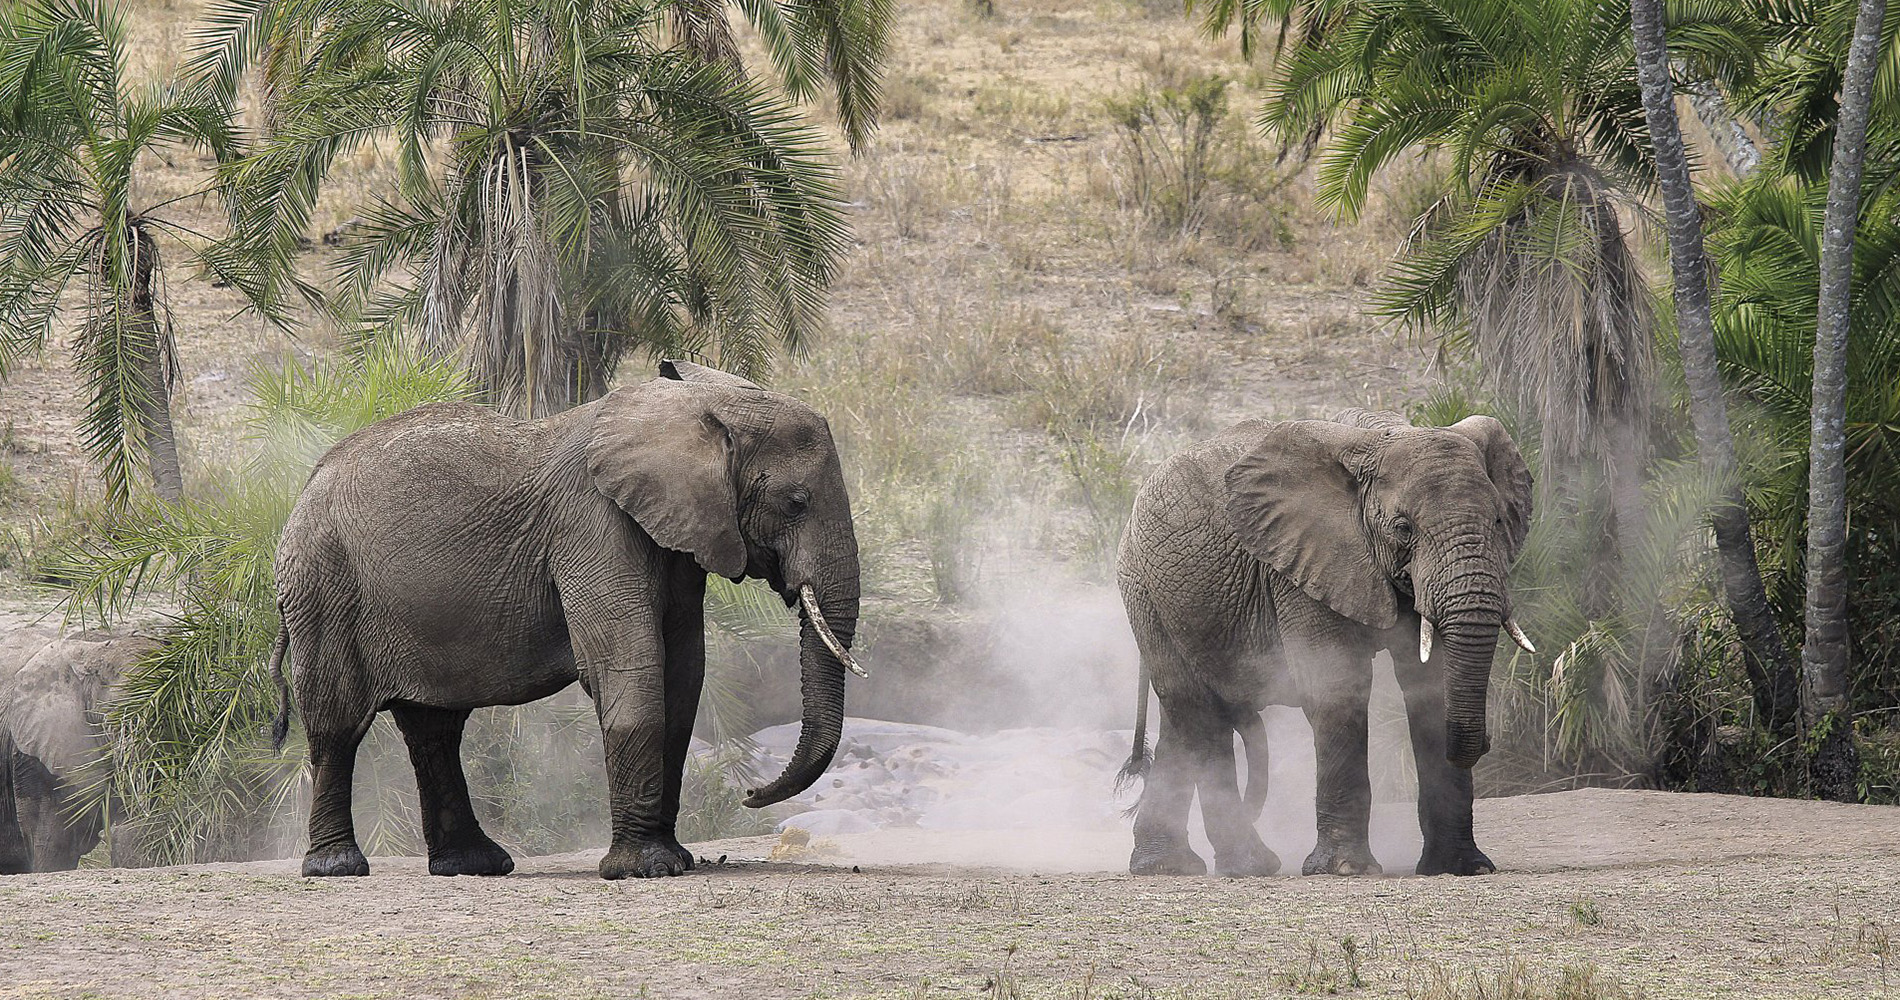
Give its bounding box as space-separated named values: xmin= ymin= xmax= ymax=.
xmin=1440 ymin=611 xmax=1502 ymax=769
xmin=743 ymin=578 xmax=858 ymax=808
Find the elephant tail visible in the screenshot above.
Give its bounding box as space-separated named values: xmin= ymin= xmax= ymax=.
xmin=1114 ymin=658 xmax=1153 ymax=801
xmin=267 ymin=627 xmax=292 ymax=751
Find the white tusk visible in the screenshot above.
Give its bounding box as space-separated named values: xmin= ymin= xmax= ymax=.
xmin=1419 ymin=617 xmax=1435 ymax=663
xmin=800 ymin=583 xmax=868 ymax=678
xmin=1506 ymin=618 xmax=1537 ymax=654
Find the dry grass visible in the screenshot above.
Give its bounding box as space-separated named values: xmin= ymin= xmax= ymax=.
xmin=0 ymin=0 xmax=1440 ymax=611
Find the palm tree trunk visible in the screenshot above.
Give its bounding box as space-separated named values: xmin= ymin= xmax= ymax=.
xmin=1629 ymin=0 xmax=1800 ymax=734
xmin=129 ymin=226 xmax=183 ymax=503
xmin=1802 ymin=0 xmax=1885 ymax=802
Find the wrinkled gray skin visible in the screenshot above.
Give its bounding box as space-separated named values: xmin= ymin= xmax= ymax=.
xmin=273 ymin=361 xmax=862 ymax=880
xmin=0 ymin=626 xmax=158 ymax=873
xmin=1117 ymin=410 xmax=1532 ymax=877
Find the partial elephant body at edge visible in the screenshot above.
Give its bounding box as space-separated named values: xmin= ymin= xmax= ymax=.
xmin=0 ymin=624 xmax=159 ymax=873
xmin=1117 ymin=408 xmax=1533 ymax=878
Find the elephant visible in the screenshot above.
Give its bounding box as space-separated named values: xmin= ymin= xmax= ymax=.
xmin=0 ymin=624 xmax=159 ymax=873
xmin=270 ymin=360 xmax=865 ymax=880
xmin=1115 ymin=408 xmax=1534 ymax=878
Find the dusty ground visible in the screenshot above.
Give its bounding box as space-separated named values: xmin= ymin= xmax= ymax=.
xmin=4 ymin=789 xmax=1897 ymax=999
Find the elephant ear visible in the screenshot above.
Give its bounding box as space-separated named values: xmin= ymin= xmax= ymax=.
xmin=660 ymin=358 xmax=763 ymax=391
xmin=1224 ymin=420 xmax=1399 ymax=629
xmin=1448 ymin=415 xmax=1534 ymax=558
xmin=588 ymin=380 xmax=747 ymax=578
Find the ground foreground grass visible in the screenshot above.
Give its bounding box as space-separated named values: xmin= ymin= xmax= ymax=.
xmin=4 ymin=790 xmax=1896 ymax=999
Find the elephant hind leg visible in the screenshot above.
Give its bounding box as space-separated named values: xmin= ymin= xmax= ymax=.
xmin=391 ymin=705 xmax=514 ymax=877
xmin=1195 ymin=702 xmax=1279 ymax=877
xmin=1129 ymin=701 xmax=1207 ymax=876
xmin=296 ymin=636 xmax=375 ymax=878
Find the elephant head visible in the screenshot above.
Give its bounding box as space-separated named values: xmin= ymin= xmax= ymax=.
xmin=1224 ymin=413 xmax=1533 ymax=768
xmin=0 ymin=625 xmax=158 ymax=872
xmin=586 ymin=359 xmax=861 ymax=807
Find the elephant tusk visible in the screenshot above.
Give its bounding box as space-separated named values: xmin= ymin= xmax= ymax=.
xmin=1419 ymin=617 xmax=1434 ymax=663
xmin=800 ymin=583 xmax=868 ymax=678
xmin=1506 ymin=618 xmax=1537 ymax=654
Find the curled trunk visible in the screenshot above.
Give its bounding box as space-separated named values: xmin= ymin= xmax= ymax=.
xmin=743 ymin=589 xmax=856 ymax=807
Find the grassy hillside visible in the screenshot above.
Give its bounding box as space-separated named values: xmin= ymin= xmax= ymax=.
xmin=0 ymin=0 xmax=1440 ymax=607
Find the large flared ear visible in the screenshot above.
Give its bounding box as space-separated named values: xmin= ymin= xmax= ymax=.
xmin=588 ymin=380 xmax=747 ymax=578
xmin=1448 ymin=415 xmax=1534 ymax=559
xmin=1224 ymin=420 xmax=1398 ymax=629
xmin=659 ymin=359 xmax=763 ymax=391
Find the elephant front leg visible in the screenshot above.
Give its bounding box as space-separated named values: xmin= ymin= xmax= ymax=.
xmin=392 ymin=705 xmax=514 ymax=877
xmin=1395 ymin=649 xmax=1493 ymax=876
xmin=1301 ymin=679 xmax=1381 ymax=877
xmin=0 ymin=735 xmax=31 ymax=874
xmin=659 ymin=591 xmax=708 ymax=871
xmin=589 ymin=646 xmax=692 ymax=880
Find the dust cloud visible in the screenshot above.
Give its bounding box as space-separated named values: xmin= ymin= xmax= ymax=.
xmin=756 ymin=559 xmax=1438 ymax=875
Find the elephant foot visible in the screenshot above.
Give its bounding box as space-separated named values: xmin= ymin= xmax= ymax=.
xmin=1416 ymin=842 xmax=1495 ymax=877
xmin=666 ymin=835 xmax=694 ymax=871
xmin=1215 ymin=839 xmax=1281 ymax=877
xmin=600 ymin=836 xmax=692 ymax=880
xmin=1302 ymin=841 xmax=1382 ymax=877
xmin=302 ymin=843 xmax=370 ymax=877
xmin=1129 ymin=839 xmax=1208 ymax=876
xmin=428 ymin=836 xmax=515 ymax=877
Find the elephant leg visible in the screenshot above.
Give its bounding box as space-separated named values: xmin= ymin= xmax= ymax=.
xmin=0 ymin=735 xmax=29 ymax=875
xmin=1237 ymin=709 xmax=1271 ymax=825
xmin=1129 ymin=702 xmax=1208 ymax=876
xmin=658 ymin=575 xmax=707 ymax=869
xmin=1301 ymin=656 xmax=1381 ymax=877
xmin=302 ymin=718 xmax=373 ymax=877
xmin=1196 ymin=705 xmax=1279 ymax=877
xmin=298 ymin=637 xmax=375 ymax=878
xmin=391 ymin=705 xmax=513 ymax=877
xmin=565 ymin=584 xmax=686 ymax=880
xmin=1395 ymin=649 xmax=1493 ymax=876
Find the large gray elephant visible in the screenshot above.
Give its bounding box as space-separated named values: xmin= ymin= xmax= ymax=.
xmin=271 ymin=360 xmax=865 ymax=880
xmin=1116 ymin=409 xmax=1533 ymax=877
xmin=0 ymin=625 xmax=158 ymax=873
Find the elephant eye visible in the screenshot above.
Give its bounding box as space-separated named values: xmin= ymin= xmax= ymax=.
xmin=785 ymin=488 xmax=810 ymax=515
xmin=1394 ymin=516 xmax=1414 ymax=539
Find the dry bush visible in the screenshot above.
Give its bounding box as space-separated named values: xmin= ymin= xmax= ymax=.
xmin=974 ymin=79 xmax=1074 ymax=133
xmin=1097 ymin=68 xmax=1295 ymax=251
xmin=883 ymin=75 xmax=939 ymax=123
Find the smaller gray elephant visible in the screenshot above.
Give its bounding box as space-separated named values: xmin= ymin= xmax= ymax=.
xmin=0 ymin=625 xmax=157 ymax=873
xmin=1116 ymin=409 xmax=1534 ymax=877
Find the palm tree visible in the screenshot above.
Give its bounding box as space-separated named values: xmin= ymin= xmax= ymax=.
xmin=201 ymin=0 xmax=883 ymax=415
xmin=1628 ymin=0 xmax=1801 ymax=733
xmin=1801 ymin=0 xmax=1884 ymax=801
xmin=0 ymin=0 xmax=266 ymax=504
xmin=1707 ymin=172 xmax=1900 ymax=795
xmin=1252 ymin=0 xmax=1684 ymax=612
